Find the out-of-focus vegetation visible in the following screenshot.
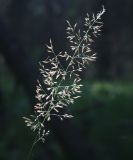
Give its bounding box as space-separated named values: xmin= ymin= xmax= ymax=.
xmin=0 ymin=0 xmax=133 ymax=160
xmin=1 ymin=62 xmax=133 ymax=159
xmin=73 ymin=81 xmax=133 ymax=160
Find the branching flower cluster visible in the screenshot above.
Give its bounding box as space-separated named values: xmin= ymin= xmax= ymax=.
xmin=23 ymin=6 xmax=105 ymax=142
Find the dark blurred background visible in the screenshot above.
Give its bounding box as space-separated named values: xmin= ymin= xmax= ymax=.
xmin=0 ymin=0 xmax=133 ymax=160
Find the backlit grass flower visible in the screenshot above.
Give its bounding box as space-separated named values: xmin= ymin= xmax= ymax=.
xmin=23 ymin=6 xmax=105 ymax=142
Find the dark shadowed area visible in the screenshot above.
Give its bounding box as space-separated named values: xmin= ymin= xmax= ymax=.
xmin=0 ymin=0 xmax=133 ymax=160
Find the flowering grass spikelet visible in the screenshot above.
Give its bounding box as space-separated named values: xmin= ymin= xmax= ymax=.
xmin=23 ymin=6 xmax=105 ymax=142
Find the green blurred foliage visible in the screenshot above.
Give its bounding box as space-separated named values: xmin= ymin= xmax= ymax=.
xmin=72 ymin=81 xmax=133 ymax=160
xmin=1 ymin=60 xmax=133 ymax=160
xmin=0 ymin=0 xmax=133 ymax=159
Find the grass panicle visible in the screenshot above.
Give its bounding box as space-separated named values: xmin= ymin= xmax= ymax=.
xmin=23 ymin=6 xmax=105 ymax=142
